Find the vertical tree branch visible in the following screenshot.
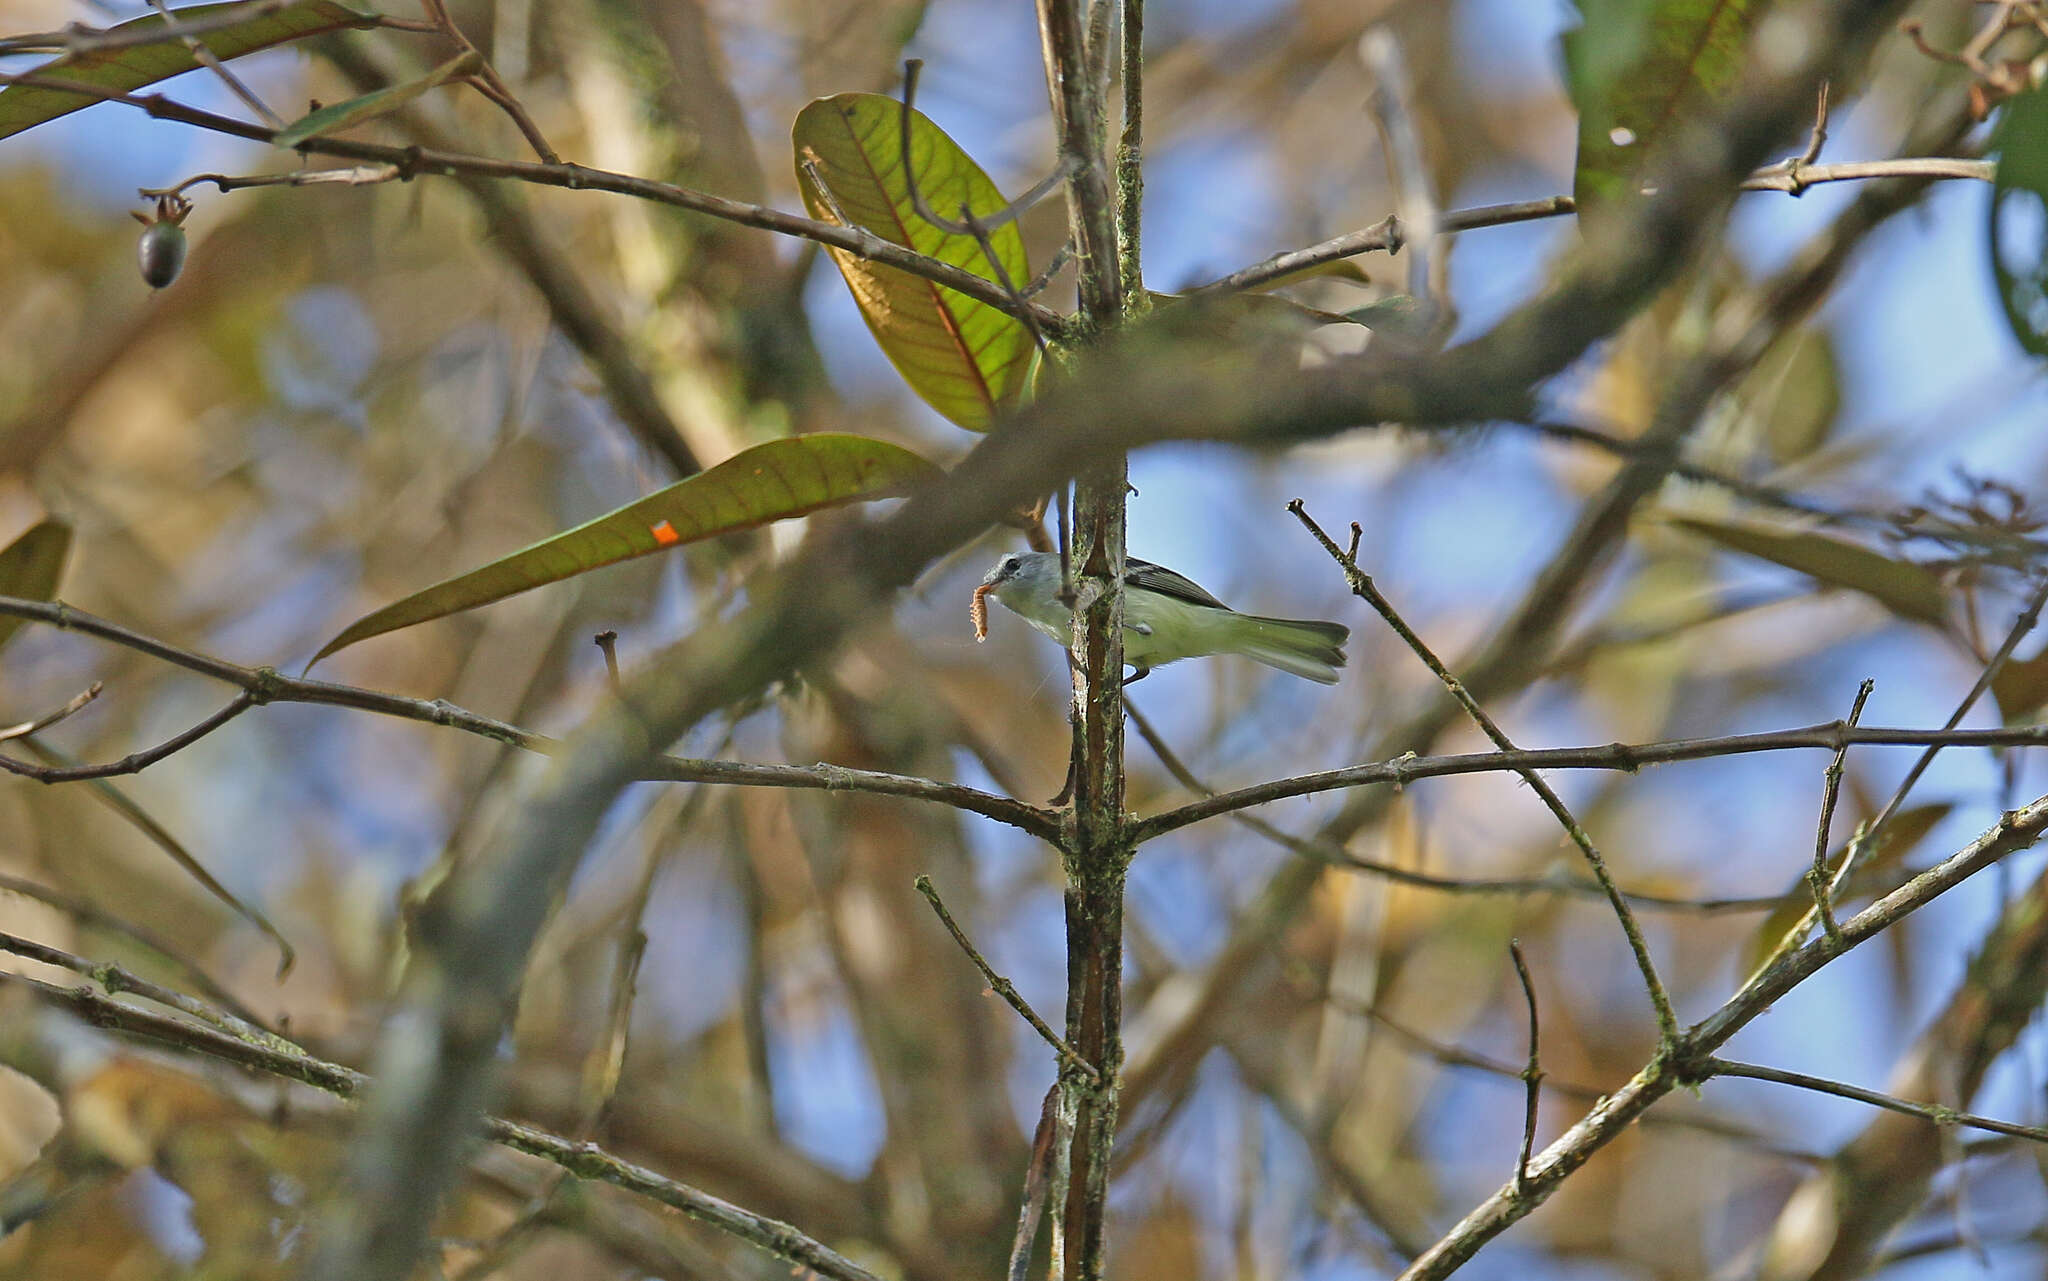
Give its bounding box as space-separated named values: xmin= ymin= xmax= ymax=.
xmin=1037 ymin=0 xmax=1132 ymax=1276
xmin=1116 ymin=0 xmax=1143 ymax=301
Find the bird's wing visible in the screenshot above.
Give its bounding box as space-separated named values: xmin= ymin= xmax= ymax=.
xmin=1125 ymin=559 xmax=1233 ymax=611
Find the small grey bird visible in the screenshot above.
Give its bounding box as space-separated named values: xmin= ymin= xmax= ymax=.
xmin=976 ymin=551 xmax=1349 ymax=684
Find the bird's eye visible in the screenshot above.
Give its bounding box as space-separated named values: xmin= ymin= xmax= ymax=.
xmin=1000 ymin=555 xmax=1018 ymax=575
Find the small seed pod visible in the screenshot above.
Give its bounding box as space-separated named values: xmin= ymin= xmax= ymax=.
xmin=132 ymin=193 xmax=192 ymax=290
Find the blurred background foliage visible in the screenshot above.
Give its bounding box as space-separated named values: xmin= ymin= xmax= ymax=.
xmin=0 ymin=1 xmax=2044 ymax=1279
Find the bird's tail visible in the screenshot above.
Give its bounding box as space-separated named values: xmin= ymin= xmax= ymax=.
xmin=1230 ymin=615 xmax=1350 ymax=685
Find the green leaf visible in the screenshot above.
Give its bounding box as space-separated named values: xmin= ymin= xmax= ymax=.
xmin=793 ymin=93 xmax=1034 ymax=432
xmin=1743 ymin=802 xmax=1951 ymax=973
xmin=0 ymin=1 xmax=380 ymax=144
xmin=273 ymin=49 xmax=480 ymax=148
xmin=1562 ymin=0 xmax=1767 ymax=211
xmin=309 ymin=434 xmax=939 ymax=668
xmin=1670 ymin=515 xmax=1949 ymax=626
xmin=0 ymin=519 xmax=71 ymax=652
xmin=1991 ymin=85 xmax=2048 ymax=358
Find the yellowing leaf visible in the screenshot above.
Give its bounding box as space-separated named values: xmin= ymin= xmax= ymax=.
xmin=273 ymin=50 xmax=481 ymax=148
xmin=309 ymin=434 xmax=938 ymax=667
xmin=794 ymin=93 xmax=1033 ymax=431
xmin=0 ymin=2 xmax=380 ymax=144
xmin=1670 ymin=516 xmax=1948 ymax=627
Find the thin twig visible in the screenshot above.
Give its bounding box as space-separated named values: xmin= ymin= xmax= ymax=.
xmin=594 ymin=629 xmax=622 ymax=696
xmin=1188 ymin=201 xmax=1572 ymax=296
xmin=1400 ymin=792 xmax=2048 ymax=1279
xmin=1521 ymin=417 xmax=1861 ymax=523
xmin=143 ymin=0 xmax=284 ymax=128
xmin=0 ymin=683 xmax=100 ymax=742
xmin=1769 ymin=80 xmax=1834 ymax=197
xmin=1707 ymin=1057 xmax=2048 ymax=1146
xmin=1314 ymin=984 xmax=1809 ymax=1156
xmin=1083 ymin=0 xmax=1114 ymax=93
xmin=0 ymin=871 xmax=258 ymax=1021
xmin=1508 ymin=940 xmax=1543 ymax=1196
xmin=1807 ymin=679 xmax=1874 ymax=942
xmin=957 ymin=196 xmax=1051 ymax=351
xmin=797 ymin=156 xmax=854 ymax=227
xmin=1742 ymin=156 xmax=1992 ymax=192
xmin=1190 ymin=149 xmax=1990 ymax=296
xmin=1123 ymin=694 xmax=1784 ymax=910
xmin=1751 ymin=576 xmax=2048 ymax=981
xmin=885 ymin=60 xmax=1056 ymax=350
xmin=1290 ymin=501 xmax=1679 ymax=1040
xmin=0 ymin=692 xmax=252 ymax=782
xmin=1 ymin=970 xmax=886 ymax=1281
xmin=1800 ymin=82 xmax=1831 ymax=165
xmin=141 ymin=164 xmax=405 ymax=197
xmin=1009 ymin=1083 xmax=1064 ymax=1281
xmin=12 ymin=726 xmax=296 ymax=978
xmin=0 ymin=68 xmax=1066 ymax=334
xmin=580 ymin=760 xmax=727 ymax=1132
xmin=1132 ymin=720 xmax=2048 ymax=843
xmin=898 ymin=59 xmax=1073 ymax=238
xmin=418 ymin=0 xmax=557 ymax=161
xmin=915 ymin=874 xmax=1099 ymax=1082
xmin=0 ymin=596 xmax=1060 ymax=840
xmin=0 ymin=930 xmax=293 ymax=1054
xmin=1031 ymin=3 xmax=1131 ymax=1278
xmin=1025 ymin=240 xmax=1076 ymax=297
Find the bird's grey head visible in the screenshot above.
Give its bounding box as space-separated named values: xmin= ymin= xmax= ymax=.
xmin=980 ymin=551 xmax=1059 ymax=605
xmin=982 ymin=551 xmax=1043 ymax=587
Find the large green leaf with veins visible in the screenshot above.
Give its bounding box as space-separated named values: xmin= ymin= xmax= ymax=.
xmin=794 ymin=93 xmax=1034 ymax=431
xmin=309 ymin=434 xmax=940 ymax=667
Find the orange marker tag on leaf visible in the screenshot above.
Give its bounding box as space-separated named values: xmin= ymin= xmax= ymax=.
xmin=650 ymin=520 xmax=680 ymax=546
